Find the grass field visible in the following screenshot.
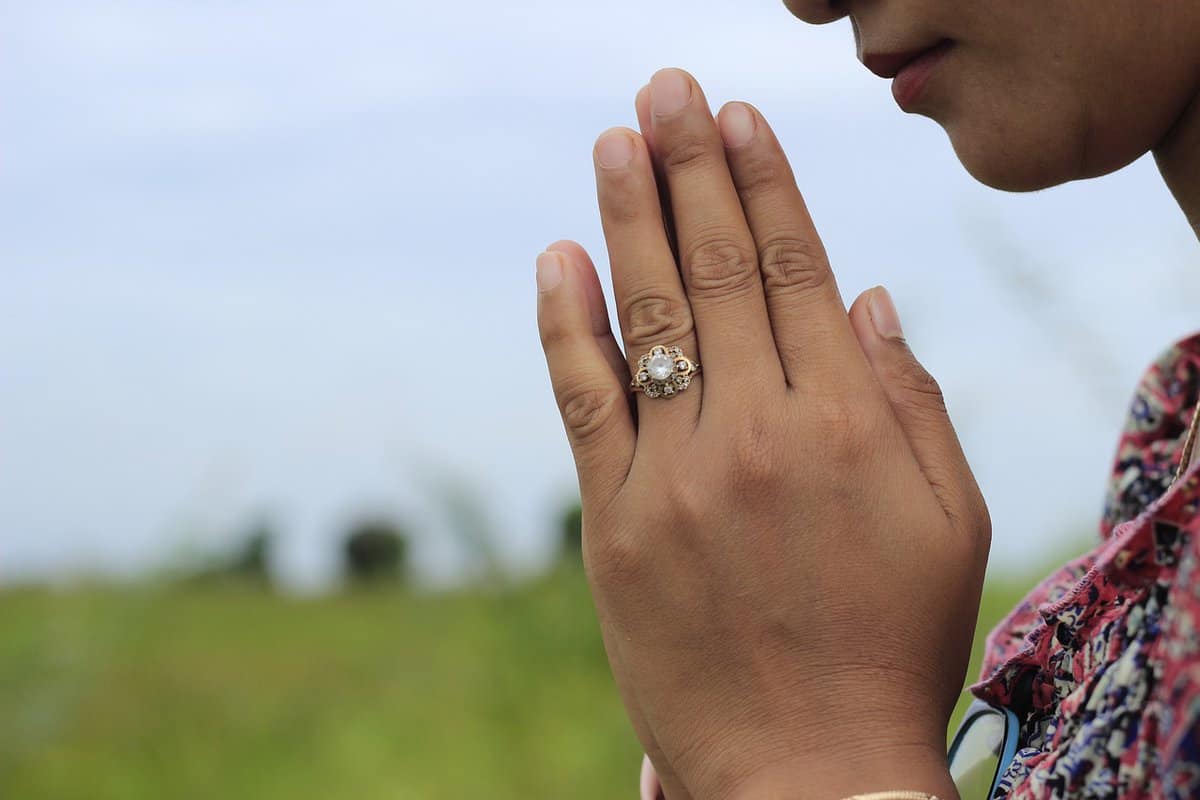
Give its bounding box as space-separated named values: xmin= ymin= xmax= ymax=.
xmin=0 ymin=566 xmax=1043 ymax=799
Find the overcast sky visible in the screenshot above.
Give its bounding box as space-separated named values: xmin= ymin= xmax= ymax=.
xmin=3 ymin=1 xmax=1198 ymax=589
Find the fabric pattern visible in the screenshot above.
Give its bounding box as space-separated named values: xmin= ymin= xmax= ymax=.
xmin=972 ymin=332 xmax=1200 ymax=799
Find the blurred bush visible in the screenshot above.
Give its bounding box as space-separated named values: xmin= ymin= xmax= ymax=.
xmin=560 ymin=500 xmax=583 ymax=557
xmin=228 ymin=522 xmax=272 ymax=580
xmin=342 ymin=520 xmax=409 ymax=583
xmin=176 ymin=518 xmax=275 ymax=584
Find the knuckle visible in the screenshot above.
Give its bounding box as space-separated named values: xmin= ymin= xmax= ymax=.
xmin=726 ymin=414 xmax=782 ymax=488
xmin=558 ymin=382 xmax=622 ymax=443
xmin=889 ymin=358 xmax=947 ymax=413
xmin=975 ymin=501 xmax=993 ymax=548
xmin=758 ymin=235 xmax=831 ymax=296
xmin=810 ymin=391 xmax=855 ymax=434
xmin=663 ymin=474 xmax=710 ymax=529
xmin=624 ymin=288 xmax=694 ymax=347
xmin=660 ymin=132 xmax=714 ymax=174
xmin=944 ymin=496 xmax=992 ymax=570
xmin=809 ymin=392 xmax=881 ymax=464
xmin=965 ymin=485 xmax=992 ymax=546
xmin=538 ymin=313 xmax=576 ymax=350
xmin=585 ymin=530 xmax=646 ymax=590
xmin=597 ymin=169 xmax=648 ymax=226
xmin=681 ymin=229 xmax=759 ymax=296
xmin=734 ymin=150 xmax=791 ymax=200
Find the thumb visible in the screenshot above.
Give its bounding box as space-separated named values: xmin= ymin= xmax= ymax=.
xmin=849 ymin=286 xmax=990 ymax=542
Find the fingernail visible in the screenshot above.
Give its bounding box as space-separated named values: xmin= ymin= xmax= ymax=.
xmin=719 ymin=102 xmax=756 ymax=148
xmin=536 ymin=251 xmax=564 ymax=293
xmin=868 ymin=286 xmax=905 ymax=341
xmin=650 ymin=69 xmax=692 ymax=117
xmin=595 ymin=129 xmax=635 ymax=169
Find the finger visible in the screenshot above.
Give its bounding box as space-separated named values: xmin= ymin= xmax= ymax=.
xmin=593 ymin=126 xmax=702 ymax=436
xmin=546 ymin=239 xmax=631 ymax=396
xmin=717 ymin=100 xmax=871 ymax=390
xmin=641 ymin=754 xmax=663 ymax=800
xmin=635 ymin=84 xmax=654 ymax=152
xmin=848 ymin=286 xmax=990 ymax=548
xmin=646 ymin=68 xmax=783 ymax=397
xmin=537 ymin=249 xmax=635 ymax=509
xmin=540 ymin=248 xmax=688 ymax=800
xmin=639 ymin=751 xmax=689 ymax=800
xmin=635 ymin=85 xmax=678 ymax=262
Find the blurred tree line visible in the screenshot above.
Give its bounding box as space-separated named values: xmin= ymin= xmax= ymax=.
xmin=183 ymin=491 xmax=586 ymax=590
xmin=184 ymin=517 xmax=410 ymax=586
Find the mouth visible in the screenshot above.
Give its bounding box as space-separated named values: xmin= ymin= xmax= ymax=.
xmin=861 ymin=38 xmax=954 ymax=80
xmin=862 ymin=39 xmax=955 ymax=109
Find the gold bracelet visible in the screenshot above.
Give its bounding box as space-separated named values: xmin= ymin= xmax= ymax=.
xmin=843 ymin=793 xmax=939 ymax=800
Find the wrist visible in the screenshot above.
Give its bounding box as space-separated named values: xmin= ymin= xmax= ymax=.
xmin=726 ymin=741 xmax=959 ymax=800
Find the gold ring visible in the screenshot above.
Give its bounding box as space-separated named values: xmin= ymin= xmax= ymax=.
xmin=628 ymin=344 xmax=701 ymax=399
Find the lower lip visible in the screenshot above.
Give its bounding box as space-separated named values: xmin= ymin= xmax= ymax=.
xmin=891 ymin=40 xmax=953 ymax=109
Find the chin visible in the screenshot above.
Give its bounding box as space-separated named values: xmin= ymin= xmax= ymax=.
xmin=939 ymin=116 xmax=1090 ymax=193
xmin=935 ymin=100 xmax=1155 ymax=193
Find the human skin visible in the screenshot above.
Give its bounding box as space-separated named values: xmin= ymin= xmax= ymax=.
xmin=535 ymin=2 xmax=1200 ymax=798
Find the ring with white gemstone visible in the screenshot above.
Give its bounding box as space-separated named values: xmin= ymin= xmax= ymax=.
xmin=628 ymin=344 xmax=701 ymax=399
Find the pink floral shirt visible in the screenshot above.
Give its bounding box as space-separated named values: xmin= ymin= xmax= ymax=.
xmin=973 ymin=331 xmax=1200 ymax=798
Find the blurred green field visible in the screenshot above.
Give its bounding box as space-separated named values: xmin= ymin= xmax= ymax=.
xmin=0 ymin=567 xmax=1042 ymax=800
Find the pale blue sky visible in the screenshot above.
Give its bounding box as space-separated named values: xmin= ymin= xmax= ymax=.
xmin=3 ymin=1 xmax=1198 ymax=588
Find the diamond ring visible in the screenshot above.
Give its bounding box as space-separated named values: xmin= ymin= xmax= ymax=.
xmin=628 ymin=344 xmax=701 ymax=399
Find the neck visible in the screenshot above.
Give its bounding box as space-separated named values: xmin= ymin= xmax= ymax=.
xmin=1154 ymin=87 xmax=1200 ymax=242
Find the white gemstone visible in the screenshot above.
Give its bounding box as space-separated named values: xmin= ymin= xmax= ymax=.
xmin=647 ymin=353 xmax=674 ymax=381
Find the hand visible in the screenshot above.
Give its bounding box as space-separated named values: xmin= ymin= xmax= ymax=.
xmin=535 ymin=68 xmax=989 ymax=799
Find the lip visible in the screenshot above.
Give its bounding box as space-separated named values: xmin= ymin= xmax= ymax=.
xmin=862 ymin=42 xmax=944 ymax=80
xmin=886 ymin=40 xmax=953 ymax=109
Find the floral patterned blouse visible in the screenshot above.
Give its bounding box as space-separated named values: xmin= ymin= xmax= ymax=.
xmin=972 ymin=331 xmax=1200 ymax=799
